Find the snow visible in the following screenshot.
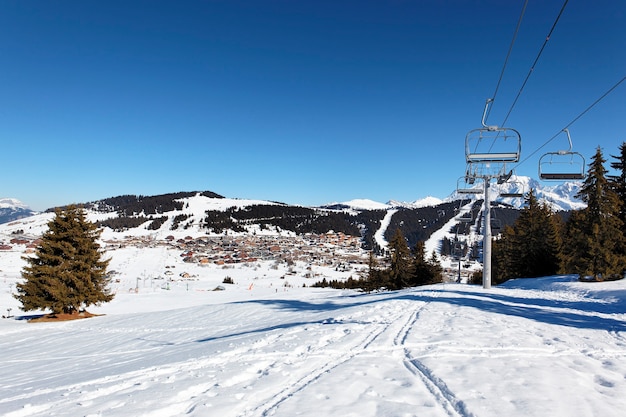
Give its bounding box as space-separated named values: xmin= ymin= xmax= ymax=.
xmin=445 ymin=176 xmax=585 ymax=211
xmin=0 ymin=198 xmax=31 ymax=210
xmin=335 ymin=199 xmax=391 ymax=211
xmin=388 ymin=196 xmax=444 ymax=209
xmin=1 ymin=233 xmax=625 ymax=417
xmin=374 ymin=209 xmax=398 ymax=250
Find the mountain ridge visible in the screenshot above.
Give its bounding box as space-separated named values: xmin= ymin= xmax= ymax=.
xmin=0 ymin=177 xmax=583 ymax=252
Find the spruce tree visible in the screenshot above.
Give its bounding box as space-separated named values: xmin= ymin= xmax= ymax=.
xmin=512 ymin=190 xmax=562 ymax=278
xmin=492 ymin=225 xmax=516 ymax=284
xmin=410 ymin=242 xmax=443 ymax=285
xmin=609 ymin=142 xmax=626 ymax=236
xmin=492 ymin=189 xmax=562 ymax=282
xmin=563 ymin=147 xmax=626 ymax=279
xmin=15 ymin=205 xmax=113 ymax=315
xmin=387 ymin=229 xmax=412 ymax=290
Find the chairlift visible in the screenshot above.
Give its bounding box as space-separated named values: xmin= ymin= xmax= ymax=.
xmin=538 ymin=128 xmax=585 ymax=181
xmin=459 ymin=213 xmax=474 ymax=223
xmin=465 ymin=99 xmax=521 ymax=163
xmin=456 ymin=176 xmax=482 ymax=195
xmin=498 ymin=172 xmax=526 ymax=198
xmin=490 ymin=218 xmax=502 ymax=231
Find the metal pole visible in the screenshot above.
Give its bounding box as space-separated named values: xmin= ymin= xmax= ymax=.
xmin=483 ymin=177 xmax=492 ymax=289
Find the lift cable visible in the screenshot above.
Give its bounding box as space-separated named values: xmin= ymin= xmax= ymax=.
xmin=485 ymin=0 xmax=529 ymax=122
xmin=512 ymin=75 xmax=626 ymax=169
xmin=498 ymin=0 xmax=569 ymax=128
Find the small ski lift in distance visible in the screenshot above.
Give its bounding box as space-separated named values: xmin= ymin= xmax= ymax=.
xmin=465 ymin=99 xmax=521 ymax=163
xmin=538 ymin=128 xmax=585 ymax=180
xmin=456 ymin=199 xmax=474 ymax=223
xmin=458 ymin=212 xmax=474 ymax=223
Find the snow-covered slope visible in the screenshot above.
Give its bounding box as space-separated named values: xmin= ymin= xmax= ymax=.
xmin=1 ymin=256 xmax=624 ymax=417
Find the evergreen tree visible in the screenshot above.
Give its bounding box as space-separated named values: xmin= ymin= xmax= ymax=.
xmin=426 ymin=250 xmax=444 ymax=284
xmin=609 ymin=141 xmax=626 ymax=236
xmin=512 ymin=190 xmax=562 ymax=278
xmin=409 ymin=242 xmax=442 ymax=285
xmin=492 ymin=189 xmax=562 ymax=283
xmin=15 ymin=205 xmax=113 ymax=315
xmin=387 ymin=229 xmax=412 ymax=290
xmin=363 ymin=251 xmax=384 ymax=292
xmin=563 ymin=147 xmax=626 ymax=279
xmin=492 ymin=225 xmax=516 ymax=284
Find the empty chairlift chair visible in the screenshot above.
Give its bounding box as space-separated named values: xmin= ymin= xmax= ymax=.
xmin=465 ymin=99 xmax=521 ymax=164
xmin=539 ymin=128 xmax=585 ymax=181
xmin=456 ymin=175 xmax=483 ymax=195
xmin=497 ymin=172 xmax=525 ymax=198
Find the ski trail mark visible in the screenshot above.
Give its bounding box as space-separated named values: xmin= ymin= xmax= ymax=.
xmin=393 ymin=290 xmax=475 ymax=417
xmin=403 ymin=355 xmax=475 ymax=417
xmin=245 ymin=306 xmax=408 ymax=417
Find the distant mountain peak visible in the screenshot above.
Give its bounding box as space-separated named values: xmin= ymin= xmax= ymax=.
xmin=445 ymin=175 xmax=584 ymax=211
xmin=0 ymin=197 xmax=30 ymax=210
xmin=0 ymin=197 xmax=37 ymax=224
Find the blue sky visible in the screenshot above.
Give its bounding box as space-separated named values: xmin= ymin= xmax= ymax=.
xmin=1 ymin=0 xmax=624 ymax=211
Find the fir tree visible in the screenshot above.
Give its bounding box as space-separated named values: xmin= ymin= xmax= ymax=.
xmin=609 ymin=142 xmax=626 ymax=237
xmin=492 ymin=189 xmax=562 ymax=283
xmin=387 ymin=229 xmax=412 ymax=290
xmin=410 ymin=242 xmax=442 ymax=285
xmin=363 ymin=251 xmax=384 ymax=292
xmin=492 ymin=225 xmax=516 ymax=284
xmin=564 ymin=147 xmax=626 ymax=279
xmin=512 ymin=190 xmax=562 ymax=278
xmin=15 ymin=205 xmax=113 ymax=315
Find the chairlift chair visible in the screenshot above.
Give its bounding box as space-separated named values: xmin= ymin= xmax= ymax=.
xmin=458 ymin=213 xmax=474 ymax=223
xmin=465 ymin=99 xmax=521 ymax=164
xmin=538 ymin=129 xmax=585 ymax=181
xmin=456 ymin=176 xmax=483 ymax=195
xmin=498 ymin=174 xmax=526 ymax=198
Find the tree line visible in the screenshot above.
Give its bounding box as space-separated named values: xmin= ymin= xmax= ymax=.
xmin=490 ymin=143 xmax=626 ymax=284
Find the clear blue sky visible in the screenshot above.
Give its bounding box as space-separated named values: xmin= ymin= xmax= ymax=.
xmin=1 ymin=0 xmax=624 ymax=211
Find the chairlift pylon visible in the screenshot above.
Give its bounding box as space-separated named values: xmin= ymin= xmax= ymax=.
xmin=538 ymin=128 xmax=585 ymax=181
xmin=465 ymin=99 xmax=521 ymax=163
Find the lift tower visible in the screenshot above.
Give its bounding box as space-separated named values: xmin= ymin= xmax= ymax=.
xmin=464 ymin=99 xmax=522 ymax=289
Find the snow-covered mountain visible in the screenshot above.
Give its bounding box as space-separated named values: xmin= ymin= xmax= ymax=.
xmin=0 ymin=198 xmax=37 ymax=224
xmin=446 ymin=175 xmax=584 ymax=211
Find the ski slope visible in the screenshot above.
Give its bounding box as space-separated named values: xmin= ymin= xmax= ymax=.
xmin=1 ymin=265 xmax=625 ymax=416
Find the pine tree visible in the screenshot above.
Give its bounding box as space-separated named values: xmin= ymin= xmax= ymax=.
xmin=512 ymin=189 xmax=562 ymax=278
xmin=609 ymin=141 xmax=626 ymax=236
xmin=563 ymin=147 xmax=626 ymax=279
xmin=15 ymin=205 xmax=113 ymax=315
xmin=387 ymin=229 xmax=412 ymax=290
xmin=363 ymin=251 xmax=384 ymax=292
xmin=492 ymin=189 xmax=562 ymax=282
xmin=492 ymin=225 xmax=516 ymax=284
xmin=409 ymin=242 xmax=443 ymax=285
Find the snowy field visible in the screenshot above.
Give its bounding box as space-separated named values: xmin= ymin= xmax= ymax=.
xmin=1 ymin=242 xmax=625 ymax=417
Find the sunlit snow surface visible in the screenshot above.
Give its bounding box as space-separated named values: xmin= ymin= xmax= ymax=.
xmin=1 ymin=246 xmax=625 ymax=416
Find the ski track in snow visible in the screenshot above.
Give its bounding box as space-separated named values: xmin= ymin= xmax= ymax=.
xmin=246 ymin=289 xmax=472 ymax=417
